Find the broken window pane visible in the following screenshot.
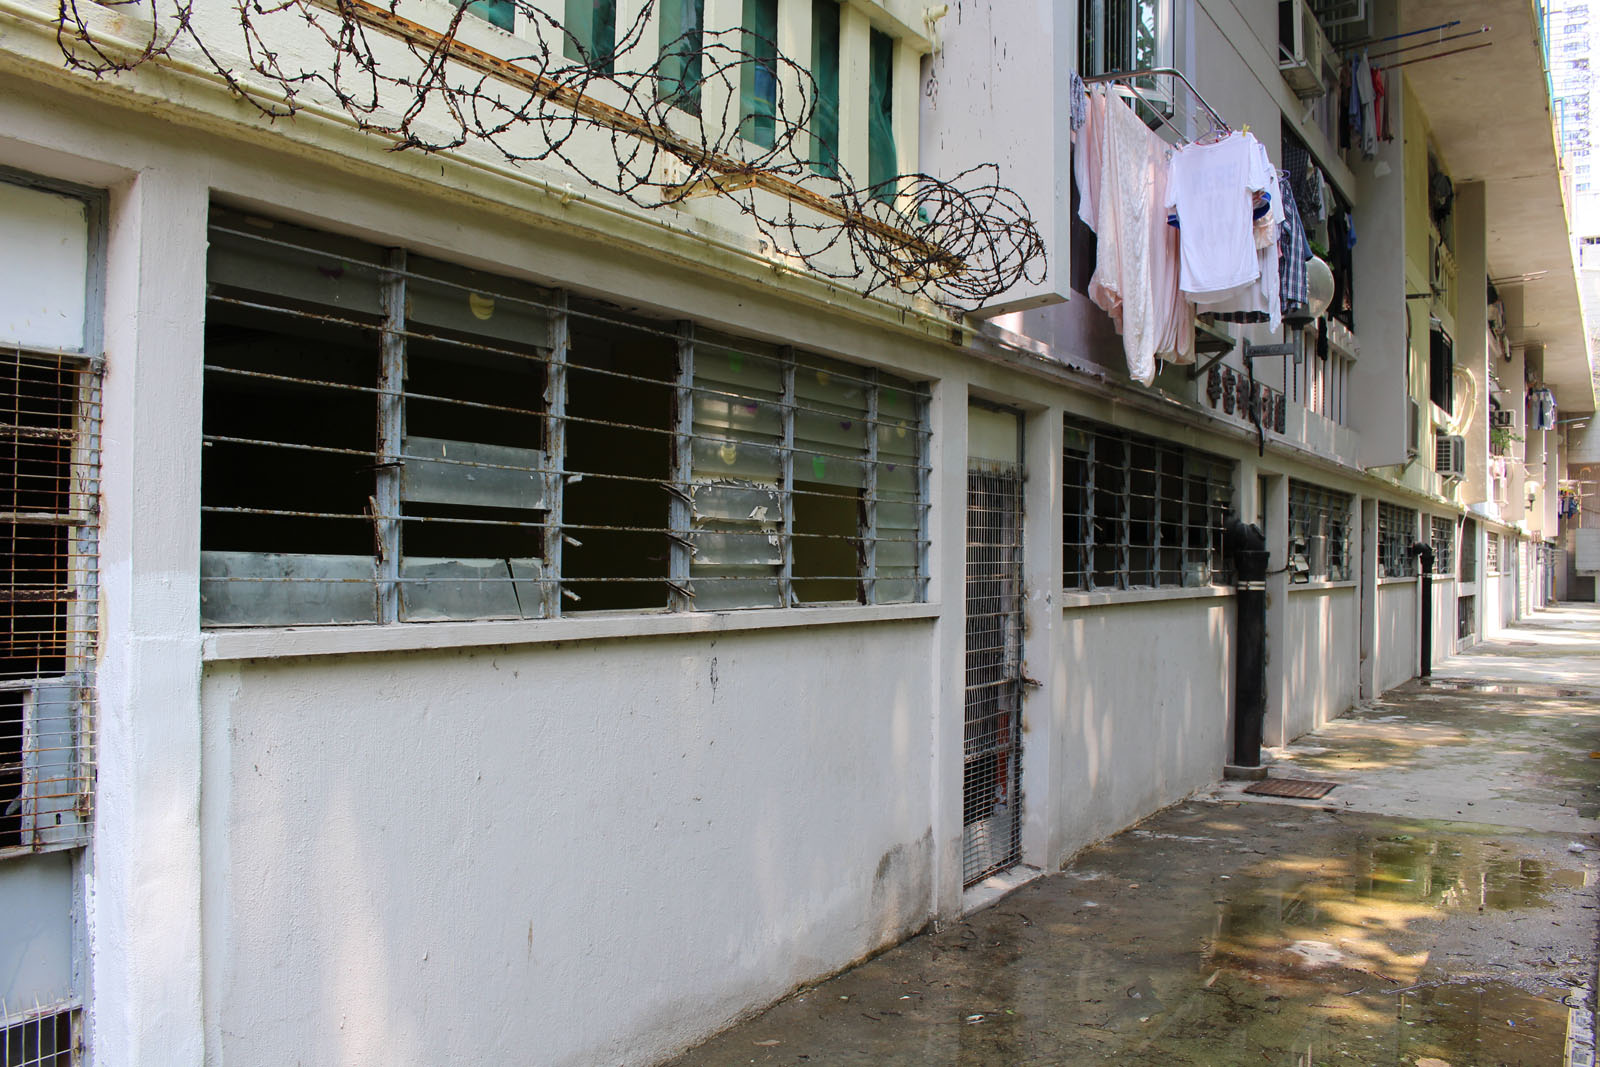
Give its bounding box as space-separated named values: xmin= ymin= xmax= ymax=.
xmin=690 ymin=336 xmax=784 ymax=610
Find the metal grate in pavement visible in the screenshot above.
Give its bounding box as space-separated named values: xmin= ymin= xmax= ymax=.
xmin=1243 ymin=777 xmax=1338 ymax=800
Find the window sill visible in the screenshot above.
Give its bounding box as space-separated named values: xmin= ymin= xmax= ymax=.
xmin=1288 ymin=579 xmax=1358 ymax=593
xmin=1378 ymin=576 xmax=1419 ymax=586
xmin=201 ymin=601 xmax=941 ymax=661
xmin=1060 ymin=585 xmax=1234 ymax=611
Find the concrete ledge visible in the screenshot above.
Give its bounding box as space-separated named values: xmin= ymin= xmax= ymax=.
xmin=1223 ymin=764 xmax=1270 ymax=781
xmin=1060 ymin=585 xmax=1234 ymax=611
xmin=203 ymin=601 xmax=943 ymax=660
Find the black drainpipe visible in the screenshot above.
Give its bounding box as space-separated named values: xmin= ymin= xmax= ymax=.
xmin=1409 ymin=542 xmax=1435 ymax=678
xmin=1227 ymin=519 xmax=1269 ymax=767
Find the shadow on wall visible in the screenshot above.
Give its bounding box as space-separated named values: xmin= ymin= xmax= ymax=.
xmin=198 ymin=622 xmax=938 ymax=1067
xmin=1056 ymin=598 xmax=1234 ymax=866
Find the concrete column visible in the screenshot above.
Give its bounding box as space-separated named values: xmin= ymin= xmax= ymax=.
xmin=775 ymin=0 xmax=812 ymax=165
xmin=928 ymin=380 xmax=967 ymax=920
xmin=1359 ymin=497 xmax=1378 ymax=699
xmin=889 ymin=40 xmax=919 ymax=204
xmin=702 ymin=0 xmax=742 ymax=140
xmin=1019 ymin=410 xmax=1062 ymax=870
xmin=91 ymin=167 xmax=209 ymax=1065
xmin=836 ymin=4 xmax=871 ymax=184
xmin=1455 ymin=182 xmax=1490 ymax=505
xmin=1261 ymin=473 xmax=1290 ymax=748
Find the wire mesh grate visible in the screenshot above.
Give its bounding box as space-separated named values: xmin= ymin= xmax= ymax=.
xmin=1 ymin=1006 xmax=77 ymax=1066
xmin=0 ymin=348 xmax=98 ymax=856
xmin=963 ymin=458 xmax=1023 ymax=887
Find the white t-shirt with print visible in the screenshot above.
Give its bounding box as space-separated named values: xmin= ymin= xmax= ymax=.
xmin=1166 ymin=132 xmax=1274 ymax=299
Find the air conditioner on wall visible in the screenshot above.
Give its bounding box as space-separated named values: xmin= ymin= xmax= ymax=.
xmin=1279 ymin=0 xmax=1334 ymax=98
xmin=1436 ymin=433 xmax=1467 ymax=480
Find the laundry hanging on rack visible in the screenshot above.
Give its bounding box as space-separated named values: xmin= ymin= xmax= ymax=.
xmin=1165 ymin=130 xmax=1276 ymax=301
xmin=1073 ymin=84 xmax=1193 ymax=385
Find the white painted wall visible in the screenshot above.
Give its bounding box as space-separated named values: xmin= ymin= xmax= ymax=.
xmin=1052 ymin=597 xmax=1233 ymax=858
xmin=200 ymin=622 xmax=937 ymax=1067
xmin=1376 ymin=581 xmax=1418 ymax=694
xmin=1283 ymin=586 xmax=1359 ymax=740
xmin=1430 ymin=578 xmax=1458 ymax=669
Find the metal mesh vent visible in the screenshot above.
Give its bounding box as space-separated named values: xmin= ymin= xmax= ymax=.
xmin=963 ymin=458 xmax=1023 ymax=886
xmin=0 ymin=349 xmax=98 ymax=855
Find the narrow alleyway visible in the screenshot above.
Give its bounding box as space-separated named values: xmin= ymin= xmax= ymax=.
xmin=666 ymin=605 xmax=1600 ymax=1067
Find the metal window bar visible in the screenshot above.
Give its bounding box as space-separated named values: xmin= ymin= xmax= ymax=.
xmin=0 ymin=1005 xmax=79 ymax=1067
xmin=963 ymin=457 xmax=1023 ymax=886
xmin=1063 ymin=417 xmax=1234 ymax=591
xmin=0 ymin=347 xmax=98 ymax=857
xmin=1431 ymin=515 xmax=1455 ymax=576
xmin=1377 ymin=502 xmax=1418 ymax=578
xmin=199 ymin=209 xmax=930 ymax=626
xmin=1485 ymin=531 xmax=1500 ymax=573
xmin=1287 ymin=481 xmax=1353 ymax=582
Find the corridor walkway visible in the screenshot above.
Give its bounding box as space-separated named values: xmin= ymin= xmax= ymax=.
xmin=664 ymin=605 xmax=1600 ymax=1066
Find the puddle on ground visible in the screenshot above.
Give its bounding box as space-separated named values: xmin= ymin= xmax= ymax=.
xmin=1419 ymin=679 xmax=1593 ymax=698
xmin=667 ymin=811 xmax=1594 ymax=1067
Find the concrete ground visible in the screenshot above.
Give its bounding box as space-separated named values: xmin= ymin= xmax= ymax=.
xmin=664 ymin=604 xmax=1600 ymax=1067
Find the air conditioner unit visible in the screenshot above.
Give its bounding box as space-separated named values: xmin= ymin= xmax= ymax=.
xmin=1279 ymin=0 xmax=1333 ymax=99
xmin=1436 ymin=433 xmax=1467 ymax=480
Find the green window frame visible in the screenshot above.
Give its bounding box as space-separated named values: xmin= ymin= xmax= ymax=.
xmin=810 ymin=0 xmax=841 ymax=175
xmin=659 ymin=0 xmax=706 ymax=114
xmin=455 ymin=0 xmax=514 ymax=32
xmin=564 ymin=0 xmax=617 ymax=71
xmin=740 ymin=0 xmax=779 ymax=146
xmin=867 ymin=29 xmax=896 ymax=202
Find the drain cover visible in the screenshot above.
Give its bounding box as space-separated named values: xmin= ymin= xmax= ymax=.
xmin=1243 ymin=778 xmax=1338 ymax=799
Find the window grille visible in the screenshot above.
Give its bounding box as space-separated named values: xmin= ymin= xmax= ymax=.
xmin=1287 ymin=481 xmax=1352 ymax=582
xmin=1486 ymin=533 xmax=1502 ymax=573
xmin=1062 ymin=418 xmax=1234 ymax=592
xmin=1377 ymin=502 xmax=1417 ymax=578
xmin=200 ymin=209 xmax=930 ymax=627
xmin=0 ymin=175 xmax=100 ymax=859
xmin=1431 ymin=515 xmax=1455 ymax=576
xmin=1 ymin=1007 xmax=78 ymax=1067
xmin=1460 ymin=518 xmax=1477 ymax=582
xmin=1079 ymin=0 xmax=1168 ymax=78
